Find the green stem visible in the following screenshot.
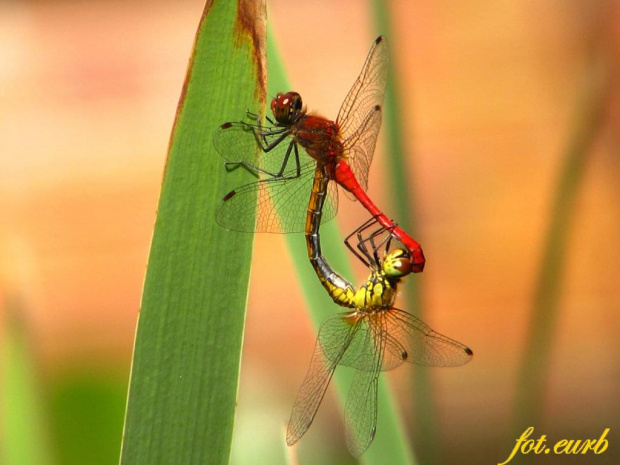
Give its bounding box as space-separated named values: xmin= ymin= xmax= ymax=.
xmin=512 ymin=50 xmax=611 ymax=434
xmin=371 ymin=2 xmax=432 ymax=464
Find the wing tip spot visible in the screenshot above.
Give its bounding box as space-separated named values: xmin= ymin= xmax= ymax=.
xmin=222 ymin=190 xmax=237 ymax=201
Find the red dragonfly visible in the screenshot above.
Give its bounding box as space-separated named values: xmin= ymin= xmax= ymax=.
xmin=215 ymin=36 xmax=425 ymax=272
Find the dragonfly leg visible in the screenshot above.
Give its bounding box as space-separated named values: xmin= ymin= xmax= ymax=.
xmin=225 ymin=128 xmax=301 ymax=180
xmin=361 ymin=218 xmax=387 ymax=265
xmin=291 ymin=142 xmax=301 ymax=178
xmin=345 ymin=217 xmax=404 ymax=267
xmin=272 ymin=141 xmax=301 ymax=179
xmin=345 ymin=217 xmax=382 ymax=268
xmin=253 ymin=128 xmax=289 ymax=153
xmin=235 ymin=138 xmax=301 ymax=180
xmin=244 ymin=110 xmax=276 ymax=127
xmin=344 ymin=234 xmax=370 ymax=268
xmin=366 ymin=223 xmax=394 ymax=264
xmin=223 ymin=160 xmax=288 ymax=179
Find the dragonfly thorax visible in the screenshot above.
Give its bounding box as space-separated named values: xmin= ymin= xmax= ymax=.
xmin=293 ymin=115 xmax=343 ymax=166
xmin=353 ymin=271 xmax=397 ymax=310
xmin=352 ymin=249 xmax=410 ymax=310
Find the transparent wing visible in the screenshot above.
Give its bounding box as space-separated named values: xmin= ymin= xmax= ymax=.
xmin=326 ymin=313 xmax=379 ymax=371
xmin=383 ymin=308 xmax=474 ymax=367
xmin=343 ymin=314 xmax=386 ymax=457
xmin=322 ymin=308 xmax=473 ymax=371
xmin=320 ymin=310 xmax=405 ymax=372
xmin=216 ymin=161 xmax=338 ymax=233
xmin=215 ymin=118 xmax=341 ymax=233
xmin=214 ymin=121 xmax=305 ymax=176
xmin=344 ymin=367 xmax=380 ymax=457
xmin=337 ymin=36 xmax=388 ymax=139
xmin=341 ymin=105 xmax=383 ymax=195
xmin=336 ymin=36 xmax=388 ymax=186
xmin=286 ymin=314 xmax=361 ymax=446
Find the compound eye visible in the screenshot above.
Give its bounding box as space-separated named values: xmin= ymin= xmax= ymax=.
xmin=383 ymin=249 xmax=412 ymax=278
xmin=270 ymin=93 xmax=284 ymax=112
xmin=271 ymin=92 xmax=302 ymax=124
xmin=290 ymin=93 xmax=303 ymax=111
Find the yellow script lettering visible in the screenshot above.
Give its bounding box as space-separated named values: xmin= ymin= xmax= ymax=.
xmin=498 ymin=427 xmax=535 ymax=465
xmin=593 ymin=428 xmax=610 ymax=454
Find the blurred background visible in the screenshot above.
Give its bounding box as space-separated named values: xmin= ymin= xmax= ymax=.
xmin=1 ymin=0 xmax=619 ymax=464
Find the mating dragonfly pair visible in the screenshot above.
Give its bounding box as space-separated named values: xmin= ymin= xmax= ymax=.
xmin=215 ymin=36 xmax=472 ymax=457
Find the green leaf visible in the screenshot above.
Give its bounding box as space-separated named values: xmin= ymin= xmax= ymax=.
xmin=120 ymin=2 xmax=266 ymax=464
xmin=512 ymin=48 xmax=612 ymax=432
xmin=370 ymin=3 xmax=434 ymax=464
xmin=48 ymin=369 xmax=127 ymax=465
xmin=2 ymin=298 xmax=54 ymax=465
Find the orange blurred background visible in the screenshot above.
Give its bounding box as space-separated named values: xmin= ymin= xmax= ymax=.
xmin=1 ymin=0 xmax=619 ymax=464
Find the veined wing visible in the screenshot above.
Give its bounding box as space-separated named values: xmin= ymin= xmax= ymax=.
xmin=214 ymin=120 xmax=308 ymax=177
xmin=216 ymin=160 xmax=338 ymax=233
xmin=320 ymin=309 xmax=407 ymax=372
xmin=327 ymin=308 xmax=473 ymax=372
xmin=343 ymin=315 xmax=386 ymax=457
xmin=319 ymin=312 xmax=375 ymax=370
xmin=341 ymin=105 xmax=383 ymax=194
xmin=383 ymin=308 xmax=474 ymax=367
xmin=287 ymin=314 xmax=361 ymax=446
xmin=336 ymin=36 xmax=388 ymax=183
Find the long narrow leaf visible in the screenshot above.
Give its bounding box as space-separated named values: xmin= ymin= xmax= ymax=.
xmin=370 ymin=3 xmax=436 ymax=464
xmin=2 ymin=298 xmax=54 ymax=465
xmin=120 ymin=2 xmax=266 ymax=464
xmin=512 ymin=47 xmax=611 ymax=432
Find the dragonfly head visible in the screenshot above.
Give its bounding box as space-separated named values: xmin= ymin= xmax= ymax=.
xmin=381 ymin=248 xmax=412 ymax=279
xmin=271 ymin=92 xmax=303 ymax=125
